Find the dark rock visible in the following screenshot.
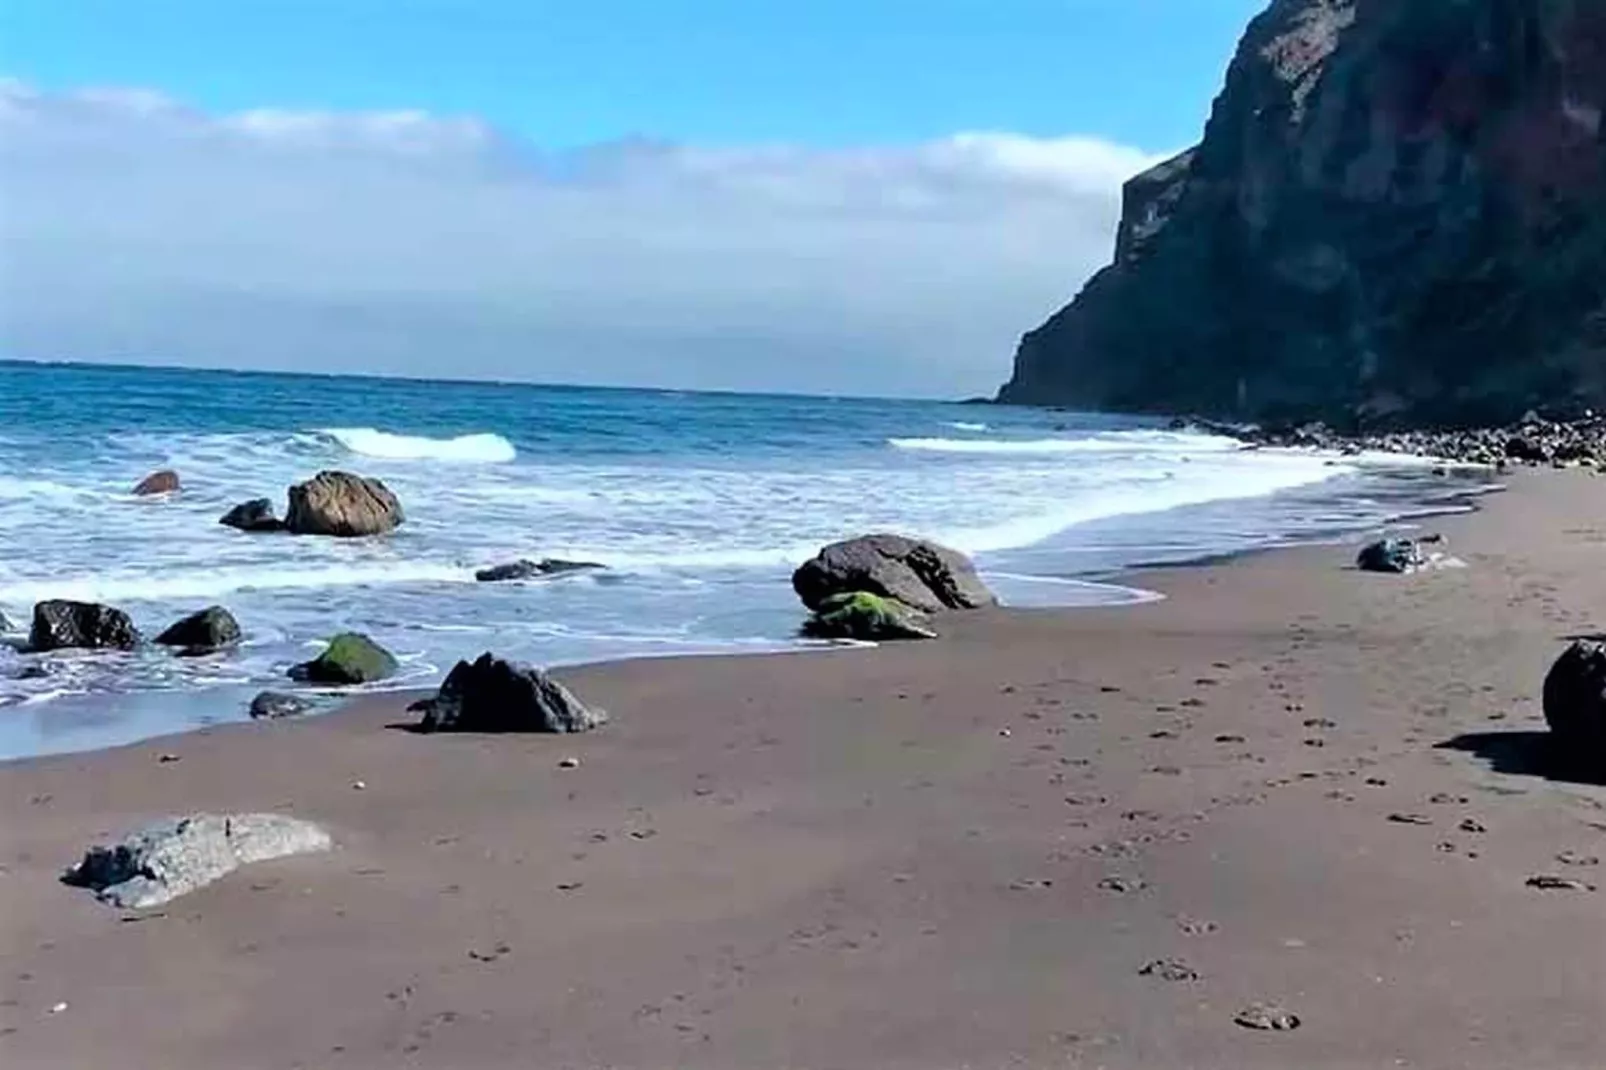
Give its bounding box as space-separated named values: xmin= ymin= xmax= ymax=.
xmin=792 ymin=533 xmax=996 ymax=614
xmin=62 ymin=813 xmax=331 ymax=908
xmin=1356 ymin=538 xmax=1426 ymax=574
xmin=248 ymin=691 xmax=312 ymax=720
xmin=218 ymin=498 xmax=285 ymax=532
xmin=410 ymin=652 xmax=606 ymax=734
xmin=288 ymin=632 xmax=397 ymax=685
xmin=284 ymin=471 xmax=403 ymax=537
xmin=1234 ymin=1003 xmax=1301 ymax=1031
xmin=997 ymin=0 xmax=1606 ymax=430
xmin=29 ymin=601 xmax=141 ymax=652
xmin=155 ymin=606 xmax=241 ymax=655
xmin=131 ymin=469 xmax=181 ymax=496
xmin=801 ymin=592 xmax=937 ymax=641
xmin=1542 ymin=640 xmax=1606 ymax=754
xmin=474 ymin=558 xmax=605 ymax=583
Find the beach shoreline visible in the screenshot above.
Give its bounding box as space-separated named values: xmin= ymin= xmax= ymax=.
xmin=2 ymin=469 xmax=1604 ymax=1068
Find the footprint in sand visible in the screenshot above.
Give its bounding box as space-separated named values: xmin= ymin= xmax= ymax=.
xmin=1139 ymin=958 xmax=1199 ymax=982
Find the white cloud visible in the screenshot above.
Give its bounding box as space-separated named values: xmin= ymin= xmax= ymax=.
xmin=0 ymin=81 xmax=1159 ymax=397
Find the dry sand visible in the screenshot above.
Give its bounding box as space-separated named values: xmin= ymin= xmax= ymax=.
xmin=2 ymin=470 xmax=1604 ymax=1069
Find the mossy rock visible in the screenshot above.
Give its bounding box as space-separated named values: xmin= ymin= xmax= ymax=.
xmin=289 ymin=632 xmax=397 ymax=684
xmin=802 ymin=591 xmax=936 ymax=641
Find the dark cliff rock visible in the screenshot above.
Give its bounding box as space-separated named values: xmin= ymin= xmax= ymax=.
xmin=999 ymin=0 xmax=1606 ymax=429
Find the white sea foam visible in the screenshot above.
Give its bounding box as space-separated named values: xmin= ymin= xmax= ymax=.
xmin=0 ymin=560 xmax=475 ymax=608
xmin=946 ymin=421 xmax=990 ymax=431
xmin=888 ymin=430 xmax=1242 ymax=455
xmin=319 ymin=427 xmax=516 ymax=463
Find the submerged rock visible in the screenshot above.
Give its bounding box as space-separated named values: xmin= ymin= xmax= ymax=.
xmin=1542 ymin=641 xmax=1606 ymax=757
xmin=29 ymin=600 xmax=141 ymax=652
xmin=1356 ymin=538 xmax=1426 ymax=575
xmin=792 ymin=534 xmax=996 ymax=614
xmin=475 ymin=558 xmax=606 ymax=583
xmin=219 ymin=498 xmax=285 ymax=532
xmin=62 ymin=813 xmax=332 ymax=908
xmin=289 ymin=632 xmax=397 ymax=685
xmin=285 ymin=471 xmax=403 ymax=537
xmin=248 ymin=690 xmax=313 ymax=720
xmin=131 ymin=469 xmax=181 ymax=496
xmin=802 ymin=591 xmax=937 ymax=641
xmin=411 ymin=652 xmax=605 ymax=734
xmin=155 ymin=606 xmax=242 ymax=655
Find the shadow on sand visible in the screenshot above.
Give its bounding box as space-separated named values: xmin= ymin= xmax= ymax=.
xmin=1437 ymin=731 xmax=1606 ymax=788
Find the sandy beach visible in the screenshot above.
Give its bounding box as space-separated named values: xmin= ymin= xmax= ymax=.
xmin=2 ymin=469 xmax=1604 ymax=1069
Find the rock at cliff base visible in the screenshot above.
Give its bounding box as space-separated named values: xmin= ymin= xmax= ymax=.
xmin=131 ymin=470 xmax=181 ymax=496
xmin=1542 ymin=641 xmax=1606 ymax=757
xmin=1356 ymin=538 xmax=1426 ymax=575
xmin=289 ymin=632 xmax=397 ymax=685
xmin=62 ymin=813 xmax=332 ymax=908
xmin=411 ymin=652 xmax=605 ymax=733
xmin=248 ymin=690 xmax=313 ymax=720
xmin=475 ymin=558 xmax=606 ymax=582
xmin=285 ymin=471 xmax=403 ymax=537
xmin=219 ymin=498 xmax=285 ymax=532
xmin=792 ymin=534 xmax=996 ymax=614
xmin=802 ymin=591 xmax=937 ymax=641
xmin=29 ymin=600 xmax=141 ymax=652
xmin=155 ymin=606 xmax=242 ymax=655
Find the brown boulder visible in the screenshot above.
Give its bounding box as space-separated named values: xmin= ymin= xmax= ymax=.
xmin=792 ymin=534 xmax=996 ymax=614
xmin=132 ymin=470 xmax=181 ymax=496
xmin=284 ymin=471 xmax=403 ymax=537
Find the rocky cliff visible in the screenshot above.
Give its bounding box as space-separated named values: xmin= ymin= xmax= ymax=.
xmin=997 ymin=0 xmax=1606 ymax=428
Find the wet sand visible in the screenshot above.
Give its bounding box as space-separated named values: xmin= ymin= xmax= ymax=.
xmin=2 ymin=470 xmax=1604 ymax=1069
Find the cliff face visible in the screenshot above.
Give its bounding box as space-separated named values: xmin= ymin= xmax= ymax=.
xmin=998 ymin=0 xmax=1606 ymax=428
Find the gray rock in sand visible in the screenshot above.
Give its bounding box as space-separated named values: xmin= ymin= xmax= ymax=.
xmin=62 ymin=813 xmax=332 ymax=908
xmin=411 ymin=652 xmax=606 ymax=734
xmin=792 ymin=533 xmax=996 ymax=614
xmin=248 ymin=690 xmax=313 ymax=720
xmin=219 ymin=498 xmax=285 ymax=532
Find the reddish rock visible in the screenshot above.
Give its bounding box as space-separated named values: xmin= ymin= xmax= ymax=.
xmin=132 ymin=470 xmax=181 ymax=496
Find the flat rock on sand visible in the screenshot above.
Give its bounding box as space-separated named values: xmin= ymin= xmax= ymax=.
xmin=62 ymin=813 xmax=332 ymax=908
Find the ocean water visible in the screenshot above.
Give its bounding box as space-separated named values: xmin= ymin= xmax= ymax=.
xmin=0 ymin=360 xmax=1485 ymax=758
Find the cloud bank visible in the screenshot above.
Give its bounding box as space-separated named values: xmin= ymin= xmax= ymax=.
xmin=0 ymin=80 xmax=1159 ymax=397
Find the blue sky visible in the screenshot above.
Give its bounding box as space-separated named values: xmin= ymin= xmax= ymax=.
xmin=0 ymin=1 xmax=1266 ymax=395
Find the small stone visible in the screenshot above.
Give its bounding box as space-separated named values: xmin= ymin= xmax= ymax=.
xmin=557 ymin=757 xmax=580 ymax=769
xmin=1139 ymin=958 xmax=1199 ymax=982
xmin=352 ymin=780 xmax=367 ymax=791
xmin=1234 ymin=1002 xmax=1301 ymax=1031
xmin=998 ymin=727 xmax=1012 ymax=737
xmin=1526 ymin=875 xmax=1595 ymax=891
xmin=48 ymin=1002 xmax=68 ymax=1015
xmin=157 ymin=753 xmax=180 ymax=764
xmin=1098 ymin=875 xmax=1146 ymax=894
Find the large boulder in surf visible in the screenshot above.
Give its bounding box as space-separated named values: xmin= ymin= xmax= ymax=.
xmin=131 ymin=469 xmax=181 ymax=496
xmin=29 ymin=600 xmax=141 ymax=652
xmin=219 ymin=498 xmax=285 ymax=532
xmin=1542 ymin=641 xmax=1606 ymax=757
xmin=475 ymin=558 xmax=605 ymax=583
xmin=62 ymin=813 xmax=332 ymax=908
xmin=792 ymin=534 xmax=996 ymax=614
xmin=155 ymin=606 xmax=242 ymax=656
xmin=284 ymin=471 xmax=403 ymax=538
xmin=410 ymin=653 xmax=606 ymax=734
xmin=802 ymin=592 xmax=937 ymax=641
xmin=289 ymin=632 xmax=397 ymax=685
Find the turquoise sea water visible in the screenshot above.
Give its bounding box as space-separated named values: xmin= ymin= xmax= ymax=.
xmin=0 ymin=360 xmax=1480 ymax=757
